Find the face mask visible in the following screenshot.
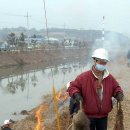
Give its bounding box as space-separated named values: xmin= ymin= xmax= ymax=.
xmin=95 ymin=63 xmax=106 ymax=71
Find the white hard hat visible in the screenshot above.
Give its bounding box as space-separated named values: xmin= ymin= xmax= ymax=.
xmin=92 ymin=48 xmax=109 ymax=61
xmin=4 ymin=120 xmax=12 ymax=125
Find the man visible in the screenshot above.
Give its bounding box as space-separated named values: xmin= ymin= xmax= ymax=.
xmin=1 ymin=119 xmax=14 ymax=130
xmin=67 ymin=48 xmax=124 ymax=130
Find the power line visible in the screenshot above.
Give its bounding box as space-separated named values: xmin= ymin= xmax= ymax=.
xmin=0 ymin=12 xmax=25 ymax=17
xmin=0 ymin=12 xmax=32 ymax=29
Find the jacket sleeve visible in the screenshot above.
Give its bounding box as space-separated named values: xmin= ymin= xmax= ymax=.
xmin=67 ymin=75 xmax=82 ymax=97
xmin=112 ymin=76 xmax=123 ymax=97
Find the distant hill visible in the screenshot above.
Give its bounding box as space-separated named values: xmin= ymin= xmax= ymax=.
xmin=0 ymin=27 xmax=130 ymax=45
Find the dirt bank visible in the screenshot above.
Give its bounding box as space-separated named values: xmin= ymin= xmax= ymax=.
xmin=0 ymin=48 xmax=88 ymax=68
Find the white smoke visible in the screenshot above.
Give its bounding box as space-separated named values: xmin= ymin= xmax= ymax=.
xmin=91 ymin=31 xmax=130 ymax=61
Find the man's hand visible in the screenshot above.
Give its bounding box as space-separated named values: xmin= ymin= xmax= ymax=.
xmin=116 ymin=92 xmax=124 ymax=101
xmin=69 ymin=98 xmax=79 ymax=116
xmin=73 ymin=93 xmax=83 ymax=103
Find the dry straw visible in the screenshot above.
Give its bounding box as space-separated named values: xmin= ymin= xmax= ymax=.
xmin=113 ymin=101 xmax=124 ymax=130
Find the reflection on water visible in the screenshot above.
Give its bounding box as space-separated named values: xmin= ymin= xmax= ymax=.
xmin=31 ymin=70 xmax=38 ymax=87
xmin=0 ymin=62 xmax=89 ymax=125
xmin=1 ymin=72 xmax=38 ymax=95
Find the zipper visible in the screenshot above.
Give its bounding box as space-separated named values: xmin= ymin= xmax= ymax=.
xmin=99 ymin=102 xmax=102 ymax=113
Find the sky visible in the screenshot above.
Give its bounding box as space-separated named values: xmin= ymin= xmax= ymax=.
xmin=0 ymin=0 xmax=130 ymax=36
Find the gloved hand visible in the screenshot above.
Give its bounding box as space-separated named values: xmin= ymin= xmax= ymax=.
xmin=73 ymin=93 xmax=83 ymax=103
xmin=116 ymin=92 xmax=124 ymax=101
xmin=69 ymin=97 xmax=79 ymax=116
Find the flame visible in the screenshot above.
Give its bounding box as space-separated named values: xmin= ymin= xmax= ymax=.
xmin=56 ymin=90 xmax=69 ymax=102
xmin=34 ymin=105 xmax=47 ymax=130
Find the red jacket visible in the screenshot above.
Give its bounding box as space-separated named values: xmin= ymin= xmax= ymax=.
xmin=67 ymin=70 xmax=123 ymax=118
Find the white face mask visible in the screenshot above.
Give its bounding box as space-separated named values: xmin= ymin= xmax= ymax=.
xmin=95 ymin=63 xmax=106 ymax=71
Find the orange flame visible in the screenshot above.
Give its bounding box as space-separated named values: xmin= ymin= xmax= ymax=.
xmin=56 ymin=90 xmax=69 ymax=102
xmin=34 ymin=105 xmax=47 ymax=130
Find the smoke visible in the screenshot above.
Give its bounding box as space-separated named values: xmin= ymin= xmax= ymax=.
xmin=85 ymin=31 xmax=130 ymax=70
xmin=91 ymin=31 xmax=130 ymax=61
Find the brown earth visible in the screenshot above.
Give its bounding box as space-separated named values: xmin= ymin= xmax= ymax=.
xmin=0 ymin=48 xmax=88 ymax=68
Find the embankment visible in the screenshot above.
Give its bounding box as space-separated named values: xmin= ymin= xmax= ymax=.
xmin=0 ymin=48 xmax=89 ymax=68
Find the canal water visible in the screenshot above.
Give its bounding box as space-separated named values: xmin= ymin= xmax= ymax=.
xmin=0 ymin=62 xmax=90 ymax=125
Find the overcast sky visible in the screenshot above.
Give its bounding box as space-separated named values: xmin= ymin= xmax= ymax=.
xmin=0 ymin=0 xmax=130 ymax=36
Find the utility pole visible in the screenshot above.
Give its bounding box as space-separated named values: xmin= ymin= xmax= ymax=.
xmin=24 ymin=12 xmax=31 ymax=45
xmin=63 ymin=23 xmax=66 ymax=47
xmin=24 ymin=12 xmax=31 ymax=30
xmin=63 ymin=23 xmax=66 ymax=37
xmin=102 ymin=16 xmax=105 ymax=41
